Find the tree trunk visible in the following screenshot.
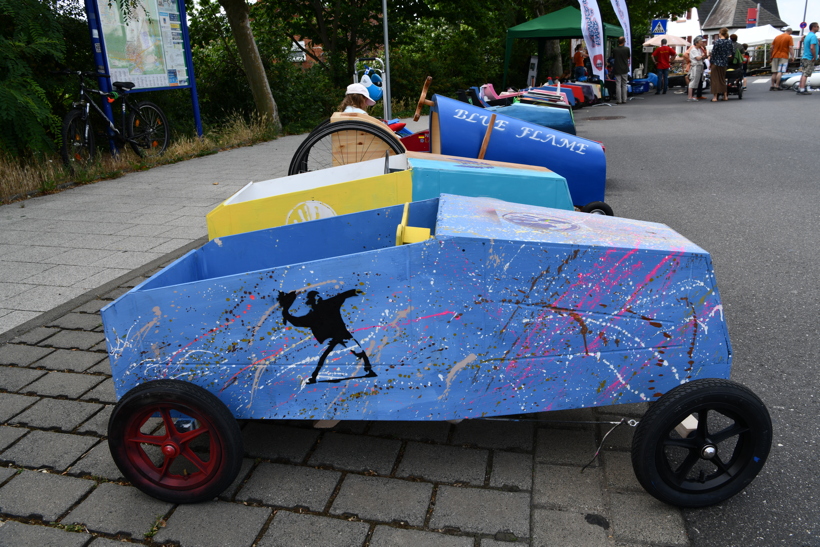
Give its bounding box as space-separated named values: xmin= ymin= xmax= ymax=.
xmin=218 ymin=0 xmax=281 ymax=131
xmin=545 ymin=39 xmax=563 ymax=79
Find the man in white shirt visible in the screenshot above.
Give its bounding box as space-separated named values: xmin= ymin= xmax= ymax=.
xmin=687 ymin=37 xmax=707 ymax=102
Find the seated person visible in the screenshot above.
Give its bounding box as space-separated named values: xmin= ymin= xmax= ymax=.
xmin=339 ymin=83 xmax=376 ymax=114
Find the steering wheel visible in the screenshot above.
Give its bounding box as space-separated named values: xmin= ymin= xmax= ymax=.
xmin=413 ymin=76 xmax=435 ymax=122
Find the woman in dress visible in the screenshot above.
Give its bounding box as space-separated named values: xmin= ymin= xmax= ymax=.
xmin=710 ymin=28 xmax=734 ymax=101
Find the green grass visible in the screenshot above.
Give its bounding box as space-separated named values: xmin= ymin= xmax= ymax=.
xmin=1 ymin=113 xmax=278 ymax=205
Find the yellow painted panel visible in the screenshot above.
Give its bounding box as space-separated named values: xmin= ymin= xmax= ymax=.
xmin=206 ymin=170 xmax=413 ymax=239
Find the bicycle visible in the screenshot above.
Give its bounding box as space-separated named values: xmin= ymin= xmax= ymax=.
xmin=57 ymin=70 xmax=170 ymax=166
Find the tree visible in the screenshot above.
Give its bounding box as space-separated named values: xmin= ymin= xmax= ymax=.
xmin=0 ymin=0 xmax=65 ymax=156
xmin=216 ymin=0 xmax=281 ymax=130
xmin=258 ymin=0 xmax=433 ymax=87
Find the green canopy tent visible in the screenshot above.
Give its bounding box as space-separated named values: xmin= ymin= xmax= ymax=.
xmin=503 ymin=6 xmax=624 ymax=88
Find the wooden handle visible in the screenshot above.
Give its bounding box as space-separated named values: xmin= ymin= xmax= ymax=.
xmin=477 ymin=113 xmax=496 ymax=160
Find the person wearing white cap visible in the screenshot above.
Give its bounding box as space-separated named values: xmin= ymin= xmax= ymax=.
xmin=339 ymin=83 xmax=376 ymax=114
xmin=770 ymin=27 xmax=793 ymax=90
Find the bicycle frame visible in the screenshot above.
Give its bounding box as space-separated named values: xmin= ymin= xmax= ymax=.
xmin=72 ymin=74 xmax=140 ymax=153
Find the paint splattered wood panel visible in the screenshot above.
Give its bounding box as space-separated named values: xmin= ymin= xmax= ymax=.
xmin=103 ymin=195 xmax=730 ymax=421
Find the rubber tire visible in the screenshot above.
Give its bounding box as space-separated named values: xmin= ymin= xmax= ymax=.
xmin=61 ymin=109 xmax=95 ymax=167
xmin=307 ymin=118 xmax=331 ymax=135
xmin=288 ymin=121 xmax=404 ymax=175
xmin=581 ymin=201 xmax=614 ymax=216
xmin=738 ymin=86 xmax=743 ymax=100
xmin=108 ymin=379 xmax=243 ymax=504
xmin=287 ymin=118 xmax=332 ymax=171
xmin=631 ymin=378 xmax=771 ymax=508
xmin=127 ymin=101 xmax=170 ymax=158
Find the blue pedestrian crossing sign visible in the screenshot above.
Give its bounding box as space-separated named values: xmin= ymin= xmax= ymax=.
xmin=651 ymin=19 xmax=668 ymax=35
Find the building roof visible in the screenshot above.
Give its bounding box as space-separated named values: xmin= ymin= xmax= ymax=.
xmin=699 ymin=0 xmax=786 ymax=31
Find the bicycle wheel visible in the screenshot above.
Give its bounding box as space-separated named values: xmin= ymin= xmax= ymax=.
xmin=127 ymin=101 xmax=170 ymax=158
xmin=288 ymin=121 xmax=405 ymax=175
xmin=61 ymin=109 xmax=95 ymax=167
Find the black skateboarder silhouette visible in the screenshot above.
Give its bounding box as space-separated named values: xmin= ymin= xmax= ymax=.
xmin=277 ymin=289 xmax=376 ymax=384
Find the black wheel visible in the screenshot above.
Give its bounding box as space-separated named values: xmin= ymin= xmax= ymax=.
xmin=61 ymin=109 xmax=95 ymax=167
xmin=581 ymin=201 xmax=614 ymax=216
xmin=307 ymin=118 xmax=331 ymax=135
xmin=108 ymin=379 xmax=243 ymax=504
xmin=738 ymin=86 xmax=743 ymax=100
xmin=631 ymin=378 xmax=771 ymax=508
xmin=127 ymin=101 xmax=170 ymax=158
xmin=288 ymin=121 xmax=404 ymax=175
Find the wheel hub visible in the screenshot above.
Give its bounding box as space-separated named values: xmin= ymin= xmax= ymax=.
xmin=162 ymin=443 xmax=180 ymax=458
xmin=700 ymin=444 xmax=717 ymax=459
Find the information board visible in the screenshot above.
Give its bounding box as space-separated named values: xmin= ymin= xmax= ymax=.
xmin=97 ymin=0 xmax=190 ymax=90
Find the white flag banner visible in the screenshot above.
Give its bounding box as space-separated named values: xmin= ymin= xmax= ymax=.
xmin=579 ymin=0 xmax=606 ymax=80
xmin=609 ymin=0 xmax=632 ymax=74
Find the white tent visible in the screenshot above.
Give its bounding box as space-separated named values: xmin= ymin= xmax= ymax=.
xmin=733 ymin=25 xmax=782 ymax=46
xmin=643 ymin=34 xmax=692 ymax=47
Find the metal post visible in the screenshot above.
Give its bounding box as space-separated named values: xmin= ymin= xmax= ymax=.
xmin=755 ymin=3 xmax=760 ymax=26
xmin=178 ymin=0 xmax=203 ymax=136
xmin=801 ymin=0 xmax=808 ymax=37
xmin=381 ymin=0 xmax=392 ymax=120
xmin=84 ymin=0 xmax=118 ymax=155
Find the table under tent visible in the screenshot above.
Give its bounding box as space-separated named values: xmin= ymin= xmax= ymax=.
xmin=502 ymin=6 xmax=624 ymax=89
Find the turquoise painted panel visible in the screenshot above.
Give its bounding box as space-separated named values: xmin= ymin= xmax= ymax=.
xmin=486 ymin=102 xmax=576 ymax=135
xmin=408 ymin=157 xmax=573 ymax=211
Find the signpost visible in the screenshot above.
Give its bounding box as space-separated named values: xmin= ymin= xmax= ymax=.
xmin=746 ymin=8 xmax=758 ymax=28
xmin=84 ymin=0 xmax=203 ymax=138
xmin=650 ymin=19 xmax=668 ymax=36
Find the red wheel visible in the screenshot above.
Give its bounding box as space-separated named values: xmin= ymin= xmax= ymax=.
xmin=108 ymin=380 xmax=243 ymax=503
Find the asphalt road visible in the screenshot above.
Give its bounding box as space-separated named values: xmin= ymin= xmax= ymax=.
xmin=573 ymin=81 xmax=819 ymax=547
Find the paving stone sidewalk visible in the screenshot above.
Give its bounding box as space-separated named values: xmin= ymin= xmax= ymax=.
xmin=0 ymin=122 xmax=690 ymax=546
xmin=0 ymin=250 xmax=690 ymax=547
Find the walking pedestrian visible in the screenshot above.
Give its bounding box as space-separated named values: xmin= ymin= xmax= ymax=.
xmin=797 ymin=22 xmax=819 ymax=95
xmin=770 ymin=27 xmax=793 ymax=90
xmin=710 ymin=28 xmax=734 ymax=102
xmin=612 ymin=37 xmax=631 ymax=104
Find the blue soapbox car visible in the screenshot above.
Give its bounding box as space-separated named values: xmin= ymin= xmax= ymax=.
xmin=103 ymin=194 xmax=770 ymax=507
xmin=290 ymin=78 xmax=611 ymax=215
